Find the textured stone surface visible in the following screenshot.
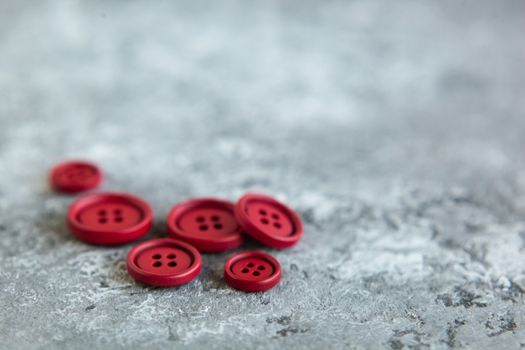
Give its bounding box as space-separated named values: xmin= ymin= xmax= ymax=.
xmin=1 ymin=0 xmax=525 ymax=349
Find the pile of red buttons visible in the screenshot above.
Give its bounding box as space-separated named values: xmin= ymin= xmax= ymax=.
xmin=50 ymin=160 xmax=304 ymax=292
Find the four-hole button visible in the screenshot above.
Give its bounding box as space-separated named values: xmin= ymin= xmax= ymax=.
xmin=128 ymin=238 xmax=202 ymax=287
xmin=224 ymin=251 xmax=281 ymax=292
xmin=50 ymin=160 xmax=102 ymax=193
xmin=167 ymin=198 xmax=244 ymax=253
xmin=68 ymin=192 xmax=153 ymax=245
xmin=234 ymin=193 xmax=304 ymax=249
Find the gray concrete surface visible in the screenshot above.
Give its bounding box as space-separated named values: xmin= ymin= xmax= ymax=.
xmin=1 ymin=0 xmax=525 ymax=349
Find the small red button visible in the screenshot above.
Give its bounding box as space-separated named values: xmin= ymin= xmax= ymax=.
xmin=127 ymin=238 xmax=202 ymax=287
xmin=50 ymin=160 xmax=102 ymax=193
xmin=167 ymin=198 xmax=244 ymax=252
xmin=234 ymin=193 xmax=303 ymax=249
xmin=67 ymin=192 xmax=153 ymax=245
xmin=224 ymin=251 xmax=281 ymax=292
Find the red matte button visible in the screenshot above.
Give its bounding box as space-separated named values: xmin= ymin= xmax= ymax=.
xmin=224 ymin=251 xmax=281 ymax=292
xmin=67 ymin=192 xmax=153 ymax=245
xmin=50 ymin=160 xmax=102 ymax=193
xmin=127 ymin=238 xmax=202 ymax=287
xmin=167 ymin=198 xmax=244 ymax=252
xmin=234 ymin=193 xmax=303 ymax=249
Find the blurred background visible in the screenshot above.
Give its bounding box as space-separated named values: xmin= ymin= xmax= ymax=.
xmin=2 ymin=1 xmax=525 ymax=198
xmin=1 ymin=0 xmax=525 ymax=349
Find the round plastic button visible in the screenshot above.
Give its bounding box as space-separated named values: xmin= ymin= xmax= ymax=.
xmin=224 ymin=251 xmax=281 ymax=292
xmin=234 ymin=193 xmax=303 ymax=249
xmin=127 ymin=238 xmax=202 ymax=287
xmin=50 ymin=160 xmax=102 ymax=193
xmin=67 ymin=192 xmax=153 ymax=245
xmin=167 ymin=198 xmax=244 ymax=252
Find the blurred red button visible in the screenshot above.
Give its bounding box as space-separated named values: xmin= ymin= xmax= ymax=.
xmin=127 ymin=238 xmax=202 ymax=287
xmin=234 ymin=193 xmax=303 ymax=249
xmin=224 ymin=251 xmax=281 ymax=292
xmin=167 ymin=198 xmax=244 ymax=252
xmin=67 ymin=192 xmax=152 ymax=245
xmin=50 ymin=160 xmax=102 ymax=193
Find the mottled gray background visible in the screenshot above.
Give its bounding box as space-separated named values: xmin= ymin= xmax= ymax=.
xmin=1 ymin=0 xmax=525 ymax=349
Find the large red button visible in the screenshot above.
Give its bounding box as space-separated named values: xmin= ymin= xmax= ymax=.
xmin=127 ymin=238 xmax=202 ymax=287
xmin=234 ymin=193 xmax=303 ymax=249
xmin=50 ymin=160 xmax=102 ymax=193
xmin=224 ymin=251 xmax=281 ymax=292
xmin=67 ymin=192 xmax=153 ymax=245
xmin=167 ymin=198 xmax=244 ymax=252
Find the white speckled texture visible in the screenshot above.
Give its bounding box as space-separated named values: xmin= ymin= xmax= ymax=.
xmin=1 ymin=0 xmax=525 ymax=349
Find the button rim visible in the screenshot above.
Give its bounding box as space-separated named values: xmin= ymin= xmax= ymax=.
xmin=234 ymin=193 xmax=303 ymax=249
xmin=224 ymin=251 xmax=281 ymax=292
xmin=167 ymin=197 xmax=244 ymax=253
xmin=67 ymin=192 xmax=153 ymax=245
xmin=127 ymin=238 xmax=202 ymax=287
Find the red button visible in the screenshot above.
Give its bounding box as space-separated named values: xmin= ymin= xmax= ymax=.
xmin=234 ymin=193 xmax=303 ymax=249
xmin=127 ymin=238 xmax=202 ymax=286
xmin=50 ymin=160 xmax=102 ymax=193
xmin=67 ymin=192 xmax=153 ymax=245
xmin=167 ymin=198 xmax=244 ymax=252
xmin=224 ymin=251 xmax=281 ymax=292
